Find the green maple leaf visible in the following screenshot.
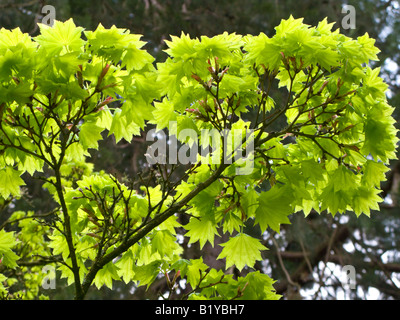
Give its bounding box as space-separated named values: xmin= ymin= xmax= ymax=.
xmin=331 ymin=166 xmax=359 ymax=192
xmin=301 ymin=159 xmax=325 ymax=184
xmin=275 ymin=15 xmax=307 ymax=36
xmin=222 ymin=211 xmax=243 ymax=234
xmin=58 ymin=263 xmax=77 ymax=286
xmin=84 ymin=24 xmax=125 ymax=50
xmin=245 ymin=35 xmax=282 ymax=71
xmin=35 ymin=19 xmax=84 ymax=55
xmin=133 ymin=260 xmax=162 ymax=289
xmin=217 ymin=233 xmax=267 ymax=271
xmin=48 ymin=232 xmax=70 ymax=261
xmin=93 ymin=261 xmax=120 ymax=289
xmin=362 ymin=115 xmax=397 ymax=163
xmin=316 ymin=17 xmax=336 ymax=35
xmin=362 ymin=160 xmax=390 ymax=188
xmin=176 ymin=115 xmax=199 ymax=144
xmin=239 ymin=271 xmax=281 ymax=300
xmin=319 ymin=166 xmax=361 ymax=215
xmin=109 ymin=109 xmax=140 ymax=143
xmin=151 ymin=230 xmax=181 ymax=257
xmin=0 ymin=167 xmax=25 ymax=199
xmin=185 ymin=216 xmax=219 ymax=249
xmin=123 ymin=43 xmax=154 ymax=71
xmin=240 ymin=188 xmax=259 ymax=218
xmin=0 ymin=48 xmax=35 ymax=81
xmin=79 ymin=122 xmax=104 ymax=150
xmin=0 ymin=27 xmax=36 ymax=53
xmin=150 ymin=97 xmax=176 ymax=131
xmin=320 ymin=183 xmax=351 ymax=215
xmin=352 ymin=186 xmax=382 ymax=217
xmin=185 ymin=258 xmax=209 ymax=288
xmin=313 ymin=48 xmax=340 ymax=70
xmin=0 ymin=82 xmax=34 ymax=105
xmin=116 ymin=249 xmax=136 ymax=284
xmin=189 ymin=189 xmax=218 ymax=217
xmin=254 ymin=186 xmax=293 ymax=233
xmin=164 ymin=32 xmax=198 ymax=59
xmin=0 ymin=230 xmax=20 ymax=269
xmin=85 ymin=24 xmax=147 ymax=64
xmin=357 ymin=33 xmax=380 ymax=62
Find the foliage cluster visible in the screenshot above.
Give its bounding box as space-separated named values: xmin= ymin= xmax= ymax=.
xmin=0 ymin=16 xmax=397 ymax=299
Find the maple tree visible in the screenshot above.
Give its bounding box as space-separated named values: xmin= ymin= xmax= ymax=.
xmin=0 ymin=16 xmax=397 ymax=300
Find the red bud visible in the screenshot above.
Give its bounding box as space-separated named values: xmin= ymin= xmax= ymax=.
xmin=191 ymin=73 xmax=202 ymax=83
xmin=96 ymin=64 xmax=111 ymax=90
xmin=97 ymin=96 xmax=114 ymax=108
xmin=101 ymin=64 xmax=111 ymax=78
xmin=87 ymin=233 xmax=101 ymax=239
xmin=318 ymin=80 xmax=329 ymax=94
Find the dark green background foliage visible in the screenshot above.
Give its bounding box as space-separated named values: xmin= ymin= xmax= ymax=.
xmin=0 ymin=0 xmax=400 ymax=299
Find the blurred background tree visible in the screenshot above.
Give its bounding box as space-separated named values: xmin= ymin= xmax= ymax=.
xmin=0 ymin=0 xmax=399 ymax=299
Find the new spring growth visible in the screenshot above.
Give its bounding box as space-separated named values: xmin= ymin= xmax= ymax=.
xmin=97 ymin=96 xmax=114 ymax=110
xmin=96 ymin=63 xmax=111 ymax=91
xmin=317 ymin=80 xmax=329 ymax=95
xmin=191 ymin=73 xmax=210 ymax=90
xmin=77 ymin=65 xmax=83 ymax=88
xmin=185 ymin=107 xmax=208 ymax=121
xmin=280 ymin=52 xmax=289 ymax=69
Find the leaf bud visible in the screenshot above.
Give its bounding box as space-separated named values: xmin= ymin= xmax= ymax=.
xmin=191 ymin=73 xmax=202 ymax=83
xmin=96 ymin=63 xmax=111 ymax=90
xmin=97 ymin=96 xmax=114 ymax=108
xmin=317 ymin=80 xmax=329 ymax=94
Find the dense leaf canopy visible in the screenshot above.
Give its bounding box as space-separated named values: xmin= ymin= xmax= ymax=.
xmin=0 ymin=14 xmax=397 ymax=300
